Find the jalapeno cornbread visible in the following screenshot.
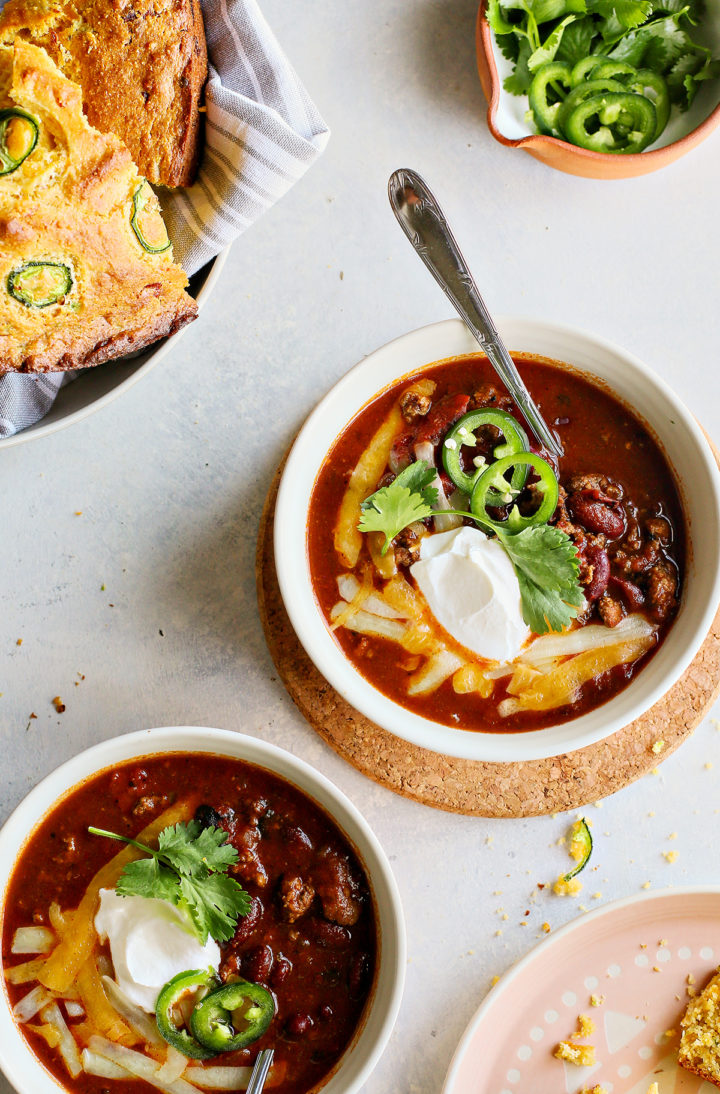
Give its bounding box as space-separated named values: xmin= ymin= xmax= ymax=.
xmin=0 ymin=41 xmax=196 ymax=374
xmin=0 ymin=0 xmax=207 ymax=187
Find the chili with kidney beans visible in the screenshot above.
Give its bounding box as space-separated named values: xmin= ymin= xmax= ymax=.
xmin=2 ymin=754 xmax=377 ymax=1094
xmin=308 ymin=353 xmax=685 ymax=732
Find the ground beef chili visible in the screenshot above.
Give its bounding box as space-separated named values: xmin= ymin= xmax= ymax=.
xmin=2 ymin=754 xmax=377 ymax=1094
xmin=308 ymin=353 xmax=685 ymax=732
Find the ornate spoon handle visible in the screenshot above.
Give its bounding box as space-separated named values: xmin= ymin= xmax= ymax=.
xmin=388 ymin=168 xmax=562 ymax=458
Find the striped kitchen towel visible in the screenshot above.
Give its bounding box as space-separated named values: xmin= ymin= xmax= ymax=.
xmin=0 ymin=0 xmax=329 ymax=438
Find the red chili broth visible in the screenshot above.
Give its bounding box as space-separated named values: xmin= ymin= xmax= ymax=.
xmin=307 ymin=354 xmax=685 ymax=732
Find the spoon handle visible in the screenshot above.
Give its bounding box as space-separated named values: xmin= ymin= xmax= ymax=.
xmin=247 ymin=1049 xmax=274 ymax=1094
xmin=388 ymin=168 xmax=562 ymax=459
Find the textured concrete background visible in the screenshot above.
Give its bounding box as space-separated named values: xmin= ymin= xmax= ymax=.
xmin=1 ymin=2 xmax=719 ymax=1092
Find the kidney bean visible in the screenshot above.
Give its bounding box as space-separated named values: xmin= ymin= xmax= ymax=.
xmin=319 ymin=1004 xmax=333 ymax=1022
xmin=243 ymin=944 xmax=273 ymax=983
xmin=583 ymin=544 xmax=610 ymax=601
xmin=283 ymin=824 xmax=314 ymax=854
xmin=308 ymin=919 xmax=351 ymax=949
xmin=568 ymin=493 xmax=625 ymax=538
xmin=285 ymin=1012 xmax=314 ymax=1038
xmin=270 ymin=953 xmax=292 ymax=989
xmin=609 ymin=575 xmax=645 ymax=610
xmin=230 ymin=895 xmax=263 ymax=944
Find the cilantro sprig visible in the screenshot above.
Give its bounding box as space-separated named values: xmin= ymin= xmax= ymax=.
xmin=358 ymin=461 xmax=438 ymax=553
xmin=89 ymin=820 xmax=251 ymax=944
xmin=357 ymin=460 xmax=583 ymax=635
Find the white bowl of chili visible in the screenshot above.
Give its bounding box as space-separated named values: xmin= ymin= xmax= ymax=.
xmin=275 ymin=317 xmax=720 ymax=763
xmin=0 ymin=726 xmax=406 ymax=1094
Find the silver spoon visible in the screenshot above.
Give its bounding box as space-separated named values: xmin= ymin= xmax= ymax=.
xmin=246 ymin=1049 xmax=274 ymax=1094
xmin=388 ymin=168 xmax=563 ymax=459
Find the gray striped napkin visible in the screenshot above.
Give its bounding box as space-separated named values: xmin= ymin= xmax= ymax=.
xmin=0 ymin=0 xmax=329 ymax=438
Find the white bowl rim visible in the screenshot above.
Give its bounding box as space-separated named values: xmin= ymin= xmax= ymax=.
xmin=274 ymin=315 xmax=720 ymax=763
xmin=0 ymin=247 xmax=230 ymax=452
xmin=0 ymin=725 xmax=406 ymax=1094
xmin=441 ymin=883 xmax=720 ymax=1094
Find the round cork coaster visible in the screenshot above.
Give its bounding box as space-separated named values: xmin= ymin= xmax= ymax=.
xmin=256 ymin=471 xmax=720 ymax=818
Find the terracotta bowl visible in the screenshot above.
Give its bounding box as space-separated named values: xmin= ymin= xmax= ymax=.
xmin=475 ymin=0 xmax=720 ymax=178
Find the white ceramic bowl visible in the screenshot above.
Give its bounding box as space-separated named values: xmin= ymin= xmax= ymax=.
xmin=0 ymin=250 xmax=228 ymax=451
xmin=274 ymin=317 xmax=720 ymax=763
xmin=0 ymin=725 xmax=406 ymax=1094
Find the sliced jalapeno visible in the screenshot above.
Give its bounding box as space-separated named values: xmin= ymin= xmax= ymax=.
xmin=569 ymin=55 xmax=604 ymax=85
xmin=528 ymin=61 xmax=573 ymax=136
xmin=0 ymin=108 xmax=39 ymax=174
xmin=470 ymin=451 xmax=559 ymax=535
xmin=563 ymin=818 xmax=593 ymax=882
xmin=562 ymin=91 xmax=657 ymax=153
xmin=626 ymin=69 xmax=669 ymax=140
xmin=7 ymin=261 xmax=73 ymax=308
xmin=190 ymin=978 xmax=275 ymax=1053
xmin=131 ymin=180 xmax=171 ymax=253
xmin=588 ymin=60 xmax=638 ymax=82
xmin=556 ymin=78 xmax=627 ymax=137
xmin=156 ymin=969 xmax=220 ymax=1060
xmin=441 ymin=408 xmax=529 ymax=501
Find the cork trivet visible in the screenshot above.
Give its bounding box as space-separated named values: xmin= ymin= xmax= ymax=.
xmin=257 ymin=470 xmax=720 ymax=818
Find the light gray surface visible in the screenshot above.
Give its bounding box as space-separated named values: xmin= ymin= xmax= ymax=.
xmin=1 ymin=2 xmax=719 ymax=1092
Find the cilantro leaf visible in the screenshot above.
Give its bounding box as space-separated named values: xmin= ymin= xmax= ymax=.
xmin=116 ymin=856 xmax=179 ymax=904
xmin=180 ymin=873 xmax=252 ymax=945
xmin=587 ymin=0 xmax=653 ymax=40
xmin=89 ymin=821 xmax=249 ymax=945
xmin=504 ymin=36 xmax=534 ymax=92
xmin=158 ymin=821 xmax=238 ymax=876
xmin=555 ymin=16 xmax=597 ymax=64
xmin=358 ymin=460 xmax=437 ymax=554
xmin=528 ymin=15 xmax=580 ymax=71
xmin=499 ymin=524 xmax=584 ymax=635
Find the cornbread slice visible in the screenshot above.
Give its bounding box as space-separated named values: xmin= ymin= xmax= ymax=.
xmin=0 ymin=41 xmax=197 ymax=374
xmin=0 ymin=0 xmax=206 ymax=187
xmin=678 ymin=969 xmax=720 ymax=1086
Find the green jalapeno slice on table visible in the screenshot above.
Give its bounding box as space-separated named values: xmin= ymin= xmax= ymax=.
xmin=190 ymin=978 xmax=275 ymax=1053
xmin=563 ymin=818 xmax=593 ymax=882
xmin=470 ymin=451 xmax=559 ymax=535
xmin=441 ymin=408 xmax=529 ymax=500
xmin=156 ymin=969 xmax=220 ymax=1060
xmin=131 ymin=180 xmax=172 ymax=254
xmin=563 ymin=91 xmax=657 ymax=153
xmin=0 ymin=108 xmax=39 ymax=174
xmin=7 ymin=261 xmax=73 ymax=308
xmin=528 ymin=61 xmax=573 ymax=136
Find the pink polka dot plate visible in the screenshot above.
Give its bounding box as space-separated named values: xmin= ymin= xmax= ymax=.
xmin=443 ymin=887 xmax=720 ymax=1094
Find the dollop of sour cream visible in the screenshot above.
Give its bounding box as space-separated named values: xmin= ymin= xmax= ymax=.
xmin=410 ymin=526 xmax=530 ymax=662
xmin=95 ymin=889 xmax=220 ymax=1012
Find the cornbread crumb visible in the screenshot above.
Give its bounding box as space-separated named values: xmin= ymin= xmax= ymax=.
xmin=651 ymin=767 xmax=660 ymax=775
xmin=580 ymin=1087 xmax=607 ymax=1094
xmin=642 ymin=881 xmax=652 ymax=889
xmin=651 ymin=739 xmax=665 ymax=753
xmin=665 ymin=1028 xmax=676 ymax=1037
xmin=541 ymin=922 xmax=551 ymax=933
xmin=659 ymin=938 xmax=669 ymax=946
xmin=554 ymin=1041 xmax=596 ymax=1066
xmin=491 ymin=975 xmax=499 ymax=986
xmin=646 ymin=1084 xmax=659 ymax=1094
xmin=554 ymin=876 xmax=583 ymax=896
xmin=590 ymin=994 xmax=604 ymax=1006
xmin=52 ymin=696 xmax=65 ymax=713
xmin=571 ymin=1014 xmax=595 ymax=1038
xmin=663 ymin=850 xmax=678 ymax=863
xmin=706 ymin=762 xmax=714 ymax=770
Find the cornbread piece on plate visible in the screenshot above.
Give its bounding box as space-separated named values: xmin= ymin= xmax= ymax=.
xmin=0 ymin=41 xmax=196 ymax=374
xmin=0 ymin=0 xmax=207 ymax=187
xmin=679 ymin=969 xmax=720 ymax=1086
